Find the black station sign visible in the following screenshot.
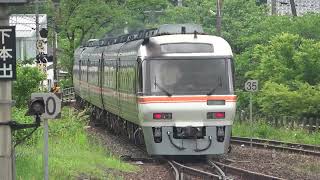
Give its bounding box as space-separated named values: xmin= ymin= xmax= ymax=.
xmin=0 ymin=26 xmax=16 ymax=80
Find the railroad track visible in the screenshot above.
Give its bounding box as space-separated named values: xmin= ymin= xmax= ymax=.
xmin=210 ymin=160 xmax=285 ymax=180
xmin=167 ymin=160 xmax=223 ymax=180
xmin=231 ymin=136 xmax=320 ymax=157
xmin=167 ymin=159 xmax=284 ymax=180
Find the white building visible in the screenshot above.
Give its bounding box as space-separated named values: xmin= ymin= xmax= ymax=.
xmin=267 ymin=0 xmax=320 ymax=16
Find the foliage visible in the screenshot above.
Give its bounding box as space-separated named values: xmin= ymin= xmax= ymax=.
xmin=232 ymin=120 xmax=320 ymax=145
xmin=237 ymin=33 xmax=320 ymax=118
xmin=12 ymin=108 xmax=41 ymax=146
xmin=257 ymin=82 xmax=320 ymax=117
xmin=15 ymin=107 xmax=137 ymax=179
xmin=13 ymin=65 xmax=46 ymax=107
xmin=59 ymin=78 xmax=73 ymax=88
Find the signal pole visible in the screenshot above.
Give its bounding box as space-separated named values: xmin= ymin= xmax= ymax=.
xmin=289 ymin=0 xmax=297 ymax=16
xmin=52 ymin=2 xmax=58 ymax=82
xmin=271 ymin=0 xmax=277 ymax=15
xmin=0 ymin=4 xmax=13 ymax=180
xmin=35 ymin=0 xmax=39 ymax=56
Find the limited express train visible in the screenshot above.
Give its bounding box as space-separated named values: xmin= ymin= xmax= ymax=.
xmin=73 ymin=24 xmax=236 ymax=155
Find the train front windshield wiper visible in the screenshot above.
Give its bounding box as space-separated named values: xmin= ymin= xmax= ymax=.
xmin=207 ymin=77 xmax=222 ymax=96
xmin=154 ymin=77 xmax=172 ymax=97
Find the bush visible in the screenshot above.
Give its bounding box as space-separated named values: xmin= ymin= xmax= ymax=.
xmin=15 ymin=107 xmax=136 ymax=179
xmin=257 ymin=81 xmax=320 ymax=118
xmin=13 ymin=65 xmax=46 ymax=107
xmin=59 ymin=78 xmax=73 ymax=89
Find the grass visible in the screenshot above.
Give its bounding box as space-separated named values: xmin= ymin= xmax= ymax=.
xmin=232 ymin=120 xmax=320 ymax=145
xmin=14 ymin=107 xmax=137 ymax=179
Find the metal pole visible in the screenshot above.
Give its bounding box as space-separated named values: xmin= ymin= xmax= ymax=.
xmin=52 ymin=3 xmax=57 ymax=82
xmin=44 ymin=119 xmax=49 ymax=180
xmin=271 ymin=0 xmax=277 ymax=15
xmin=289 ymin=0 xmax=297 ymax=16
xmin=250 ymin=92 xmax=253 ymax=147
xmin=0 ymin=4 xmax=13 ymax=180
xmin=216 ymin=0 xmax=222 ymax=36
xmin=35 ymin=0 xmax=39 ymax=54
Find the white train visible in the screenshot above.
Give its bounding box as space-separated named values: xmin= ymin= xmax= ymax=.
xmin=73 ymin=24 xmax=236 ymax=155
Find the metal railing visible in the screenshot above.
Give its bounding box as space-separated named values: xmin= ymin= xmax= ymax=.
xmin=61 ymin=87 xmax=75 ymax=103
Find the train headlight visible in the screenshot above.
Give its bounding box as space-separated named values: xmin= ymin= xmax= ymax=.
xmin=207 ymin=112 xmax=225 ymax=119
xmin=153 ymin=113 xmax=172 ymax=120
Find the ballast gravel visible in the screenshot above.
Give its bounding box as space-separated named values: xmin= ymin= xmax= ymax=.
xmin=85 ymin=122 xmax=320 ymax=180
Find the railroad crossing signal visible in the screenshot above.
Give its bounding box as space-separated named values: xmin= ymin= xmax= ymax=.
xmin=31 ymin=93 xmax=62 ymax=119
xmin=245 ymin=80 xmax=258 ymax=92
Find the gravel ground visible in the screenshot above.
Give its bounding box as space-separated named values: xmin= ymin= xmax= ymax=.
xmin=86 ymin=125 xmax=172 ymax=180
xmin=85 ymin=123 xmax=320 ymax=180
xmin=222 ymin=145 xmax=320 ymax=180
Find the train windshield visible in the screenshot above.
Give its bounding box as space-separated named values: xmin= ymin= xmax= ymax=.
xmin=144 ymin=58 xmax=233 ymax=96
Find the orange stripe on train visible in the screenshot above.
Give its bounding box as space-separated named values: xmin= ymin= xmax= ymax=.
xmin=138 ymin=95 xmax=237 ymax=104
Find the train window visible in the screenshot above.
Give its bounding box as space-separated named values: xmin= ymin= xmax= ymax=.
xmin=145 ymin=58 xmax=232 ymax=96
xmin=160 ymin=43 xmax=214 ymax=54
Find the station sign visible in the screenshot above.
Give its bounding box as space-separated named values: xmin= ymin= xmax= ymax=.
xmin=0 ymin=26 xmax=16 ymax=80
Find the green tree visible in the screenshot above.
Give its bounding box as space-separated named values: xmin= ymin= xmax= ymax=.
xmin=52 ymin=0 xmax=128 ymax=77
xmin=13 ymin=65 xmax=46 ymax=107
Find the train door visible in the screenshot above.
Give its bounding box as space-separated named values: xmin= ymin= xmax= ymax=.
xmin=77 ymin=60 xmax=81 ymax=95
xmin=86 ymin=59 xmax=90 ymax=101
xmin=116 ymin=57 xmax=121 ymax=117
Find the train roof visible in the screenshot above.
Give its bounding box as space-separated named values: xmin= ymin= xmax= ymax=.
xmin=81 ymin=24 xmax=206 ymax=48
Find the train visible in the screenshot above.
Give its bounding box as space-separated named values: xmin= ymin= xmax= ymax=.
xmin=73 ymin=24 xmax=236 ymax=155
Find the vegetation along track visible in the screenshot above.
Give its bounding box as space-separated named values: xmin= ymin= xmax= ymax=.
xmin=231 ymin=136 xmax=320 ymax=156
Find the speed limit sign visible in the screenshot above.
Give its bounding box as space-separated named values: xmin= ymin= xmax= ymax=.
xmin=245 ymin=80 xmax=258 ymax=92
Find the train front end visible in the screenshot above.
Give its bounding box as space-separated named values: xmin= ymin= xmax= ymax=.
xmin=138 ymin=34 xmax=236 ymax=155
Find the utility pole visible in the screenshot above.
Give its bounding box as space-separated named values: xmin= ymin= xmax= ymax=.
xmin=216 ymin=0 xmax=223 ymax=36
xmin=35 ymin=0 xmax=39 ymax=56
xmin=52 ymin=2 xmax=57 ymax=82
xmin=0 ymin=4 xmax=12 ymax=180
xmin=289 ymin=0 xmax=297 ymax=16
xmin=271 ymin=0 xmax=277 ymax=15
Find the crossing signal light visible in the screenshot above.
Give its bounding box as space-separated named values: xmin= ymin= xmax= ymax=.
xmin=36 ymin=53 xmax=53 ymax=64
xmin=39 ymin=28 xmax=48 ymax=38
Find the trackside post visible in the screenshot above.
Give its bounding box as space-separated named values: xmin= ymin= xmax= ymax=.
xmin=245 ymin=80 xmax=258 ymax=147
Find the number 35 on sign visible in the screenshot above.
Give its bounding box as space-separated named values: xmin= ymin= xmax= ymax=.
xmin=245 ymin=80 xmax=258 ymax=92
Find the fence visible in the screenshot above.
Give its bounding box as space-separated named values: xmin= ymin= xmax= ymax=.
xmin=236 ymin=111 xmax=320 ymax=132
xmin=61 ymin=87 xmax=75 ymax=103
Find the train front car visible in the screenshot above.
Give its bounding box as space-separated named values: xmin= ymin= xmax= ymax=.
xmin=138 ymin=28 xmax=236 ymax=155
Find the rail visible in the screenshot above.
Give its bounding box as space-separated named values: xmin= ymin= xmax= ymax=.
xmin=167 ymin=160 xmax=222 ymax=180
xmin=211 ymin=160 xmax=285 ymax=180
xmin=231 ymin=136 xmax=320 ymax=157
